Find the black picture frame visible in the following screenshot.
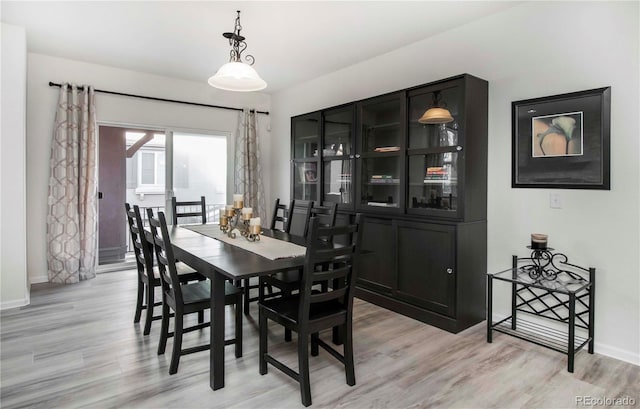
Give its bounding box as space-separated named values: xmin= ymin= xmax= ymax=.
xmin=512 ymin=87 xmax=610 ymax=189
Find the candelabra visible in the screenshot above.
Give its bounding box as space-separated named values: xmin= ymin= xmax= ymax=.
xmin=219 ymin=195 xmax=261 ymax=241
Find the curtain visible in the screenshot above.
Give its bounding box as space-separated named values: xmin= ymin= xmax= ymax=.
xmin=234 ymin=109 xmax=266 ymax=221
xmin=47 ymin=84 xmax=98 ymax=283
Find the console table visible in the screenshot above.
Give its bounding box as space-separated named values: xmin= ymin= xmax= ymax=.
xmin=487 ymin=249 xmax=595 ymax=372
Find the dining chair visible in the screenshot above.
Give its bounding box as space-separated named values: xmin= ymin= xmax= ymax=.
xmin=147 ymin=209 xmax=243 ymax=375
xmin=257 ymin=200 xmax=314 ymax=305
xmin=258 ymin=214 xmax=364 ymax=407
xmin=260 ymin=201 xmax=338 ymax=340
xmin=241 ymin=198 xmax=292 ymax=315
xmin=125 ymin=203 xmax=202 ymax=335
xmin=171 ymin=196 xmax=207 ymax=225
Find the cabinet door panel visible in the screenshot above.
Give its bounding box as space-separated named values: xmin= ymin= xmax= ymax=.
xmin=357 ymin=218 xmax=395 ymax=294
xmin=397 ymin=222 xmax=455 ymax=316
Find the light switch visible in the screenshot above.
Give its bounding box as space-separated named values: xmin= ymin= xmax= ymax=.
xmin=550 ymin=193 xmax=562 ymax=209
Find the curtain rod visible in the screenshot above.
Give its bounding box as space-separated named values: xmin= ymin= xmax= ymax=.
xmin=48 ymin=81 xmax=269 ymax=115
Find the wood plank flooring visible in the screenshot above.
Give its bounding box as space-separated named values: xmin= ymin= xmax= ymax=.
xmin=1 ymin=269 xmax=638 ymax=408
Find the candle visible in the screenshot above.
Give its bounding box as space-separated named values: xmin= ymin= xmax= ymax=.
xmin=225 ymin=204 xmax=235 ymax=217
xmin=249 ymin=217 xmax=261 ymax=234
xmin=241 ymin=207 xmax=253 ymax=220
xmin=531 ymin=233 xmax=548 ymax=249
xmin=233 ymin=193 xmax=244 ymax=209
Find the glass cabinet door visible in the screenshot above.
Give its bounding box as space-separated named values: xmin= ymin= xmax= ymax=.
xmin=407 ymin=80 xmax=464 ymax=218
xmin=292 ymin=113 xmax=320 ymax=201
xmin=357 ymin=93 xmax=404 ymax=211
xmin=408 ymin=152 xmax=460 ymax=213
xmin=322 ymin=107 xmax=354 ymax=207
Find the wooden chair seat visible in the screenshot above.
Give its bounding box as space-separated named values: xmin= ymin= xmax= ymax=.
xmin=260 ymin=294 xmax=345 ymax=326
xmin=146 ymin=262 xmax=201 ymax=281
xmin=176 ymin=281 xmax=242 ymax=312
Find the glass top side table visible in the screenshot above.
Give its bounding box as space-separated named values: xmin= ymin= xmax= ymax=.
xmin=487 ymin=248 xmax=596 ymax=372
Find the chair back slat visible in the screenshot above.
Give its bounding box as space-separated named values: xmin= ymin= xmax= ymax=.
xmin=172 ymin=196 xmax=207 ymax=225
xmin=311 ymin=265 xmax=351 ymax=284
xmin=310 ymin=287 xmax=348 ymax=304
xmin=147 ymin=209 xmax=184 ymax=306
xmin=298 ymin=214 xmax=364 ymax=324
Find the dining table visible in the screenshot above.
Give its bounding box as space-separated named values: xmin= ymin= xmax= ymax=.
xmin=165 ymin=223 xmax=311 ymax=391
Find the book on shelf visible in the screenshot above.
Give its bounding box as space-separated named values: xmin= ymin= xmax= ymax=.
xmin=370 ymin=178 xmax=400 ymax=184
xmin=373 ymin=146 xmax=400 ymax=152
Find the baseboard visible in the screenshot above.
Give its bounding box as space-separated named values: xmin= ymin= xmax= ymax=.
xmin=491 ymin=312 xmax=639 ymax=367
xmin=595 ymin=342 xmax=640 ymax=366
xmin=29 ymin=274 xmax=49 ymax=284
xmin=0 ymin=296 xmax=29 ymax=311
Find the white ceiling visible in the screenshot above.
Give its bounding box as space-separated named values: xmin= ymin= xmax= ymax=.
xmin=1 ymin=1 xmax=520 ymax=93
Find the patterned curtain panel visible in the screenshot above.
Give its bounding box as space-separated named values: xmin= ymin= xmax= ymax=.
xmin=234 ymin=109 xmax=266 ymax=221
xmin=47 ymin=84 xmax=98 ymax=283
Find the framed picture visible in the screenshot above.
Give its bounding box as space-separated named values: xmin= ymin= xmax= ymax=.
xmin=512 ymin=87 xmax=610 ymax=189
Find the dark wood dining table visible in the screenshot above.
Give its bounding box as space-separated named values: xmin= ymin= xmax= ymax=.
xmin=166 ymin=224 xmax=309 ymax=391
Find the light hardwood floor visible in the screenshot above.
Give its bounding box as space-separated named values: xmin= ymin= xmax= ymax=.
xmin=1 ymin=269 xmax=638 ymax=408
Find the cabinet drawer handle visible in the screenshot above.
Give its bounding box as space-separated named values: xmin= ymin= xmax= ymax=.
xmin=447 ymin=268 xmax=453 ymax=275
xmin=355 ymin=154 xmax=361 ymax=159
xmin=456 ymin=146 xmax=463 ymax=151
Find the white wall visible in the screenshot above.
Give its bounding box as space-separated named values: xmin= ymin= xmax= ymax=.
xmin=27 ymin=53 xmax=271 ymax=284
xmin=0 ymin=23 xmax=29 ymax=310
xmin=269 ymin=2 xmax=640 ymax=364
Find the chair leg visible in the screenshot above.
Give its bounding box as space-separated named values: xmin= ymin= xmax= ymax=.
xmin=258 ymin=277 xmax=265 ymax=302
xmin=344 ymin=322 xmax=355 ymax=386
xmin=134 ymin=277 xmax=144 ymax=323
xmin=169 ymin=311 xmax=184 ymax=375
xmin=157 ymin=301 xmax=170 ymax=355
xmin=259 ymin=308 xmax=268 ymax=375
xmin=243 ymin=278 xmax=251 ymax=315
xmin=284 ymin=288 xmax=293 ymax=342
xmin=235 ymin=296 xmax=243 ymax=358
xmin=143 ymin=282 xmax=154 ymax=335
xmin=298 ymin=331 xmax=312 ymax=407
xmin=311 ymin=332 xmax=319 ymax=356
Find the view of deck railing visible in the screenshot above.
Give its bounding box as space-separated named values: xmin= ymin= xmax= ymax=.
xmin=125 ymin=203 xmax=225 ymax=252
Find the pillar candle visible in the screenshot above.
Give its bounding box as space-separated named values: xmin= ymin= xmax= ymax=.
xmin=241 ymin=207 xmax=253 ymax=220
xmin=249 ymin=217 xmax=261 ymax=226
xmin=233 ymin=194 xmax=244 ymax=209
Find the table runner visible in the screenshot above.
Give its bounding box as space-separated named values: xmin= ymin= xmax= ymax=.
xmin=182 ymin=224 xmax=307 ymax=261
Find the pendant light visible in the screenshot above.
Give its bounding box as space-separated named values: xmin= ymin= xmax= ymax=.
xmin=418 ymin=91 xmax=453 ymax=124
xmin=208 ymin=11 xmax=267 ymax=92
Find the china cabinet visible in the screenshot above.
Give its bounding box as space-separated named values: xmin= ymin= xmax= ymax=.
xmin=290 ymin=74 xmax=488 ymax=333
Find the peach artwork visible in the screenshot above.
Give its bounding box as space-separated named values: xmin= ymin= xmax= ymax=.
xmin=532 ymin=112 xmax=583 ymax=157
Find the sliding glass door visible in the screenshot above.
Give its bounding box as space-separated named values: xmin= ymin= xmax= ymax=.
xmin=168 ymin=132 xmax=228 ymax=223
xmin=98 ymin=126 xmax=229 ymax=266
